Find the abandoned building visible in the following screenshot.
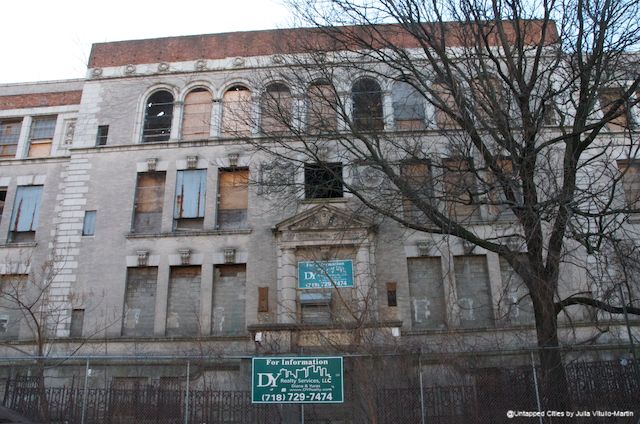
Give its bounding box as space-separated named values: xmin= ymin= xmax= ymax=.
xmin=0 ymin=23 xmax=638 ymax=400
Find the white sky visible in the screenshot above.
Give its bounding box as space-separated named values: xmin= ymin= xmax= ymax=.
xmin=0 ymin=0 xmax=294 ymax=84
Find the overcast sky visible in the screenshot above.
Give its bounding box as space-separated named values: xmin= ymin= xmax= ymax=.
xmin=0 ymin=0 xmax=293 ymax=84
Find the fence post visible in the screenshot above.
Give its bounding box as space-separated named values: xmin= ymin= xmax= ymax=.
xmin=419 ymin=351 xmax=426 ymax=424
xmin=81 ymin=358 xmax=89 ymax=424
xmin=185 ymin=361 xmax=190 ymax=424
xmin=530 ymin=352 xmax=543 ymax=424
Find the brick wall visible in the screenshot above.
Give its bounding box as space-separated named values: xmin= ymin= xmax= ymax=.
xmin=0 ymin=91 xmax=82 ymax=111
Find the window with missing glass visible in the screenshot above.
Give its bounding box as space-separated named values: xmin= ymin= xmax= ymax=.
xmin=304 ymin=163 xmax=343 ymax=199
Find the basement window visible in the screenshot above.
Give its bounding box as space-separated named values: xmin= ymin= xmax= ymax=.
xmin=304 ymin=162 xmax=343 ymax=199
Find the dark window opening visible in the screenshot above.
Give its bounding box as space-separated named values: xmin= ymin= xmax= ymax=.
xmin=0 ymin=188 xmax=6 ymax=223
xmin=352 ymin=78 xmax=384 ymax=131
xmin=96 ymin=125 xmax=109 ymax=146
xmin=143 ymin=91 xmax=174 ymax=142
xmin=261 ymin=83 xmax=292 ymax=133
xmin=304 ymin=163 xmax=343 ymax=199
xmin=70 ymin=309 xmax=85 ymax=337
xmin=258 ymin=287 xmax=269 ymax=312
xmin=387 ymin=282 xmax=398 ymax=307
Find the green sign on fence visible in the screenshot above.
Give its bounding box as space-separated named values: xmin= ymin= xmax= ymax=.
xmin=251 ymin=356 xmax=344 ymax=403
xmin=298 ymin=260 xmax=354 ymax=289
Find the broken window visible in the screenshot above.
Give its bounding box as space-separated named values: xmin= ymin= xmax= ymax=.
xmin=70 ymin=309 xmax=85 ymax=337
xmin=8 ymin=185 xmax=43 ymax=243
xmin=393 ymin=81 xmax=426 ymax=130
xmin=132 ymin=172 xmax=166 ymax=233
xmin=407 ymin=257 xmax=446 ymax=329
xmin=174 ymin=169 xmax=206 ymax=230
xmin=400 ymin=160 xmax=432 ymax=223
xmin=182 ymin=88 xmax=212 ymax=140
xmin=28 ymin=116 xmax=56 ymax=158
xmin=432 ymin=82 xmax=459 ymax=129
xmin=0 ymin=188 xmax=6 ymax=224
xmin=300 ymin=292 xmax=332 ymax=324
xmin=221 ymin=85 xmax=252 ymax=136
xmin=82 ymin=210 xmax=96 ymax=236
xmin=454 ymin=255 xmax=494 ymax=328
xmin=443 ymin=158 xmax=479 ymax=220
xmin=96 ymin=125 xmax=109 ymax=146
xmin=0 ymin=119 xmax=22 ymax=158
xmin=212 ymin=264 xmax=246 ymax=335
xmin=122 ymin=267 xmax=158 ymax=336
xmin=142 ymin=90 xmax=174 ymax=142
xmin=166 ymin=266 xmax=201 ymax=336
xmin=352 ymin=78 xmax=384 ymax=131
xmin=304 ymin=162 xmax=343 ymax=199
xmin=261 ymin=83 xmax=293 ymax=134
xmin=217 ymin=168 xmax=248 ymax=229
xmin=599 ymin=88 xmax=632 ymax=131
xmin=307 ymin=81 xmax=337 ymax=133
xmin=618 ymin=160 xmax=640 ymax=209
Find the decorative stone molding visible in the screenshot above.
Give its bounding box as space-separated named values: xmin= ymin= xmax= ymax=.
xmin=91 ymin=68 xmax=103 ymax=77
xmin=227 ymin=152 xmax=240 ymax=168
xmin=224 ymin=248 xmax=236 ymax=264
xmin=320 ymin=246 xmax=331 ymax=260
xmin=136 ymin=250 xmax=149 ymax=267
xmin=178 ymin=248 xmax=192 ymax=265
xmin=124 ymin=64 xmax=136 ymax=75
xmin=63 ymin=119 xmax=76 ymax=146
xmin=416 ymin=240 xmax=432 ymax=257
xmin=146 ymin=157 xmax=158 ymax=172
xmin=195 ymin=59 xmax=207 ymax=71
xmin=232 ymin=57 xmax=245 ymax=67
xmin=272 ymin=55 xmax=284 ymax=64
xmin=186 ymin=155 xmax=198 ymax=169
xmin=158 ymin=62 xmax=170 ymax=72
xmin=462 ymin=240 xmax=476 ymax=254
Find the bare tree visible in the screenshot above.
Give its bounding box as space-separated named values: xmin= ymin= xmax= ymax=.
xmin=244 ymin=0 xmax=640 ymax=408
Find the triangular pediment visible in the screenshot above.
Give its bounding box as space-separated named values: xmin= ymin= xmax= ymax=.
xmin=274 ymin=204 xmax=374 ymax=233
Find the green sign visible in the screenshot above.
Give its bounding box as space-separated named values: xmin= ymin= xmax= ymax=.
xmin=298 ymin=260 xmax=354 ymax=289
xmin=252 ymin=356 xmax=344 ymax=403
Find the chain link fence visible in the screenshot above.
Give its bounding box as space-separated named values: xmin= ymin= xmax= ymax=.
xmin=0 ymin=348 xmax=638 ymax=423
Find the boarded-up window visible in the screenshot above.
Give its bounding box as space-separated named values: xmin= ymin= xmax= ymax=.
xmin=217 ymin=168 xmax=248 ymax=229
xmin=393 ymin=81 xmax=426 ymax=130
xmin=258 ymin=287 xmax=269 ymax=312
xmin=600 ymin=88 xmax=631 ymax=131
xmin=487 ymin=157 xmax=520 ymax=216
xmin=443 ymin=158 xmax=478 ymax=220
xmin=352 ymin=78 xmax=384 ymax=131
xmin=618 ymin=160 xmax=640 ymax=209
xmin=300 ymin=292 xmax=332 ymax=324
xmin=471 ymin=75 xmax=505 ymax=125
xmin=0 ymin=119 xmax=22 ymax=158
xmin=70 ymin=309 xmax=84 ymax=337
xmin=122 ymin=267 xmax=158 ymax=336
xmin=433 ymin=82 xmax=459 ymax=129
xmin=212 ymin=264 xmax=246 ymax=335
xmin=407 ymin=257 xmax=446 ymax=329
xmin=498 ymin=257 xmax=534 ymax=325
xmin=454 ymin=256 xmax=494 ymax=328
xmin=307 ymin=81 xmax=337 ymax=133
xmin=304 ymin=162 xmax=343 ymax=199
xmin=8 ymin=185 xmax=43 ymax=243
xmin=0 ymin=275 xmax=27 ymax=339
xmin=221 ymin=86 xmax=252 ymax=136
xmin=132 ymin=172 xmax=166 ymax=233
xmin=386 ymin=282 xmax=397 ymax=307
xmin=142 ymin=91 xmax=174 ymax=142
xmin=28 ymin=116 xmax=56 ymax=158
xmin=261 ymin=83 xmax=292 ymax=134
xmin=401 ymin=161 xmax=431 ymax=223
xmin=174 ymin=169 xmax=206 ymax=230
xmin=182 ymin=88 xmax=212 ymax=140
xmin=166 ymin=266 xmax=201 ymax=336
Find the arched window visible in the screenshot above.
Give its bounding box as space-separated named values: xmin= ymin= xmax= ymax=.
xmin=307 ymin=81 xmax=337 ymax=133
xmin=432 ymin=82 xmax=459 ymax=129
xmin=261 ymin=83 xmax=293 ymax=134
xmin=142 ymin=90 xmax=174 ymax=142
xmin=182 ymin=88 xmax=212 ymax=140
xmin=352 ymin=78 xmax=383 ymax=131
xmin=221 ymin=85 xmax=252 ymax=136
xmin=393 ymin=81 xmax=426 ymax=130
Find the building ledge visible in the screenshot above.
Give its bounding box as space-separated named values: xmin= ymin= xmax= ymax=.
xmin=0 ymin=242 xmax=37 ymax=249
xmin=127 ymin=229 xmax=252 ymax=238
xmin=248 ymin=320 xmax=403 ymax=332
